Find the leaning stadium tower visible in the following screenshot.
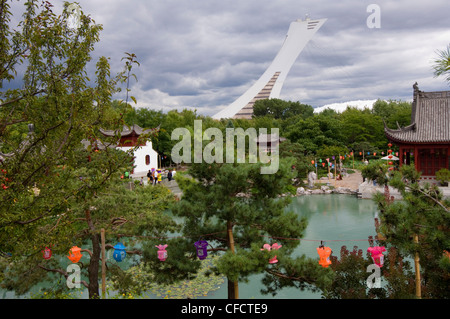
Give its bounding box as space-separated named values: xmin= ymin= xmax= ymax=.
xmin=212 ymin=16 xmax=327 ymax=120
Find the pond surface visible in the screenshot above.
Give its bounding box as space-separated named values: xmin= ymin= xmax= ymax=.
xmin=195 ymin=194 xmax=380 ymax=299
xmin=1 ymin=194 xmax=380 ymax=299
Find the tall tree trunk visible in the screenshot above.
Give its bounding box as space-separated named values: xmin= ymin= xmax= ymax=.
xmin=227 ymin=220 xmax=239 ymax=299
xmin=85 ymin=210 xmax=100 ymax=299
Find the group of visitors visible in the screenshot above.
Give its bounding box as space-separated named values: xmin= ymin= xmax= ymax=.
xmin=144 ymin=168 xmax=175 ymax=185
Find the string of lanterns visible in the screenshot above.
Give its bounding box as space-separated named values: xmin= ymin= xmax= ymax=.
xmin=39 ymin=231 xmax=386 ymax=270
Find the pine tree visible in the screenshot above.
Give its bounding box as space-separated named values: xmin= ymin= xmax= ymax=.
xmin=372 ymin=164 xmax=450 ymax=298
xmin=156 ymin=157 xmax=334 ymax=299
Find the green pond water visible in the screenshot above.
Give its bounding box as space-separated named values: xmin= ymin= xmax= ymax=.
xmin=1 ymin=194 xmax=380 ymax=299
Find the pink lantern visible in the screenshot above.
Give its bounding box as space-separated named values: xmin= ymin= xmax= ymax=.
xmin=42 ymin=247 xmax=52 ymax=260
xmin=260 ymin=243 xmax=282 ymax=264
xmin=155 ymin=244 xmax=168 ymax=261
xmin=367 ymin=246 xmax=386 ymax=267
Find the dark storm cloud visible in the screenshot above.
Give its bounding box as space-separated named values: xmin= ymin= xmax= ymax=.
xmin=7 ymin=0 xmax=450 ymax=116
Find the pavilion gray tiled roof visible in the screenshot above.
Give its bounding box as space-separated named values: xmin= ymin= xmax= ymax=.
xmin=99 ymin=124 xmax=156 ymax=137
xmin=384 ymin=83 xmax=450 ymax=144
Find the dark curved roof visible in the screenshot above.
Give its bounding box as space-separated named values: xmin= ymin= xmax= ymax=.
xmin=384 ymin=83 xmax=450 ymax=144
xmin=99 ymin=124 xmax=155 ymax=137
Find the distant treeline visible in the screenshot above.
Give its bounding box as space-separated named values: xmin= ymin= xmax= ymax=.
xmin=120 ymin=98 xmax=411 ymax=166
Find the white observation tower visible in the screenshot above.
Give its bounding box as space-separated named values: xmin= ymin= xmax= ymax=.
xmin=212 ymin=16 xmax=327 ymax=119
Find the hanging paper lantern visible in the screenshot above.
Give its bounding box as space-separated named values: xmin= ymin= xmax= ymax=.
xmin=444 ymin=250 xmax=450 ymax=261
xmin=113 ymin=242 xmax=127 ymax=262
xmin=367 ymin=246 xmax=386 ymax=267
xmin=317 ymin=245 xmax=332 ymax=268
xmin=67 ymin=246 xmax=82 ymax=263
xmin=359 ymin=152 xmax=362 ymax=156
xmin=322 ymin=162 xmax=325 ymax=167
xmin=194 ymin=240 xmax=208 ymax=260
xmin=388 ymin=143 xmax=392 ymax=148
xmin=388 ymin=161 xmax=393 ymax=165
xmin=319 ymin=159 xmax=322 ymax=163
xmin=332 ymin=156 xmax=335 ymax=160
xmin=367 ymin=152 xmax=370 ymax=155
xmin=155 ymin=244 xmax=168 ymax=261
xmin=311 ymin=160 xmax=315 ymax=165
xmin=374 ymin=152 xmax=376 ymax=156
xmin=261 ymin=243 xmax=282 ymax=264
xmin=42 ymin=247 xmax=52 ymax=260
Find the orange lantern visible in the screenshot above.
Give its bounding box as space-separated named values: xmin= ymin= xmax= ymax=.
xmin=67 ymin=246 xmax=82 ymax=263
xmin=317 ymin=244 xmax=332 ymax=268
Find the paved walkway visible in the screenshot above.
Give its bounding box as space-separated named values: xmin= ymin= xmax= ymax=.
xmin=133 ymin=169 xmax=449 ymax=200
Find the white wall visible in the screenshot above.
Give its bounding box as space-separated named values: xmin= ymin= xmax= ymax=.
xmin=117 ymin=141 xmax=159 ymax=175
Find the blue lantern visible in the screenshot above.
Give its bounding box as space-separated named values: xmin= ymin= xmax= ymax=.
xmin=113 ymin=242 xmax=126 ymax=262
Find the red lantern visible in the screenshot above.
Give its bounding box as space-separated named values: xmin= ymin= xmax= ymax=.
xmin=67 ymin=246 xmax=82 ymax=263
xmin=388 ymin=143 xmax=392 ymax=148
xmin=155 ymin=244 xmax=168 ymax=261
xmin=317 ymin=245 xmax=332 ymax=268
xmin=42 ymin=247 xmax=52 ymax=260
xmin=311 ymin=160 xmax=315 ymax=165
xmin=367 ymin=246 xmax=386 ymax=267
xmin=261 ymin=243 xmax=282 ymax=264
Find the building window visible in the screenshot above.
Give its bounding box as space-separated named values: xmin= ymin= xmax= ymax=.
xmin=145 ymin=155 xmax=150 ymax=165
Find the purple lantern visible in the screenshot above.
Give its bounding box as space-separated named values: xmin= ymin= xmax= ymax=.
xmin=194 ymin=240 xmax=208 ymax=260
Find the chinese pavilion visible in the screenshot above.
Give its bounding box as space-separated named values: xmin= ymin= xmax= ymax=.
xmin=99 ymin=124 xmax=159 ymax=175
xmin=384 ymin=83 xmax=450 ymax=180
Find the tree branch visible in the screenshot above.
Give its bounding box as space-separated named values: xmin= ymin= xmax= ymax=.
xmin=37 ymin=264 xmax=89 ymax=288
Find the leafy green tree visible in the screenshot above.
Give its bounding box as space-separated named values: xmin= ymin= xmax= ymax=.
xmin=0 ymin=1 xmax=173 ymax=299
xmin=279 ymin=139 xmax=311 ymax=186
xmin=339 ymin=107 xmax=384 ymax=149
xmin=285 ymin=112 xmax=345 ymax=154
xmin=253 ymin=98 xmax=314 ymax=120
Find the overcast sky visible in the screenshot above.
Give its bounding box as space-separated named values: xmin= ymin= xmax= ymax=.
xmin=10 ymin=0 xmax=450 ymax=116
